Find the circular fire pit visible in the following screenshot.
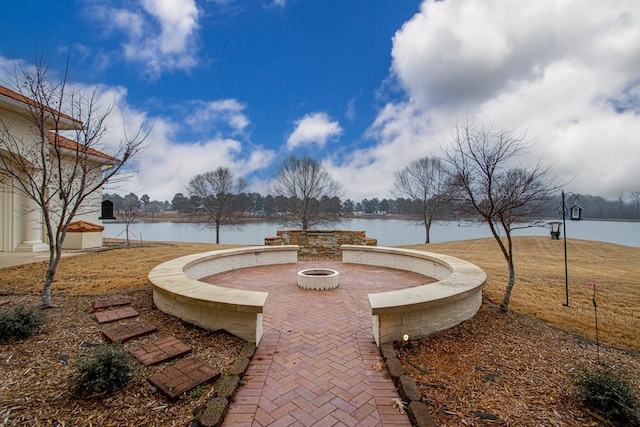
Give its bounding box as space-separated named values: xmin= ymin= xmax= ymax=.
xmin=297 ymin=268 xmax=339 ymax=290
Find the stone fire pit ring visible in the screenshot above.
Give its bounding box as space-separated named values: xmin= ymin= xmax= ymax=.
xmin=297 ymin=268 xmax=339 ymax=291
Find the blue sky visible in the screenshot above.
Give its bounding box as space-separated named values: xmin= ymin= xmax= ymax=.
xmin=2 ymin=0 xmax=639 ymax=202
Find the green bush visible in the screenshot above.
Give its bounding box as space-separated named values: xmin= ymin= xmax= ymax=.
xmin=0 ymin=305 xmax=43 ymax=342
xmin=71 ymin=344 xmax=134 ymax=397
xmin=576 ymin=366 xmax=639 ymax=426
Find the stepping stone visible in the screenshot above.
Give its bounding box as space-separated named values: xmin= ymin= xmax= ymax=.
xmin=93 ymin=295 xmax=131 ymax=311
xmin=0 ymin=300 xmax=10 ymax=308
xmin=148 ymin=358 xmax=220 ymax=400
xmin=102 ymin=320 xmax=157 ymax=342
xmin=94 ymin=306 xmax=139 ymax=324
xmin=130 ymin=336 xmax=192 ymax=366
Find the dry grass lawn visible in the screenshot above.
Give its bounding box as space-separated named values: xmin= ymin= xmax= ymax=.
xmin=1 ymin=236 xmax=638 ymax=352
xmin=406 ymin=236 xmax=640 ymax=352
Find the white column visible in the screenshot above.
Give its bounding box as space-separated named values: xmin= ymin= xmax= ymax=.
xmin=15 ymin=198 xmax=48 ymax=252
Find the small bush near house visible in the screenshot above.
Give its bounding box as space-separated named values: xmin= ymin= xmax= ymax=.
xmin=576 ymin=366 xmax=639 ymax=426
xmin=0 ymin=305 xmax=43 ymax=342
xmin=71 ymin=344 xmax=134 ymax=397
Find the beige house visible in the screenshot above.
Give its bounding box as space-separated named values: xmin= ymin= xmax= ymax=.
xmin=0 ymin=85 xmax=113 ymax=252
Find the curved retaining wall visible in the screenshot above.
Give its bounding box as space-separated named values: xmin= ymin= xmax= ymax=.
xmin=341 ymin=245 xmax=487 ymax=345
xmin=148 ymin=244 xmax=486 ymax=346
xmin=148 ymin=246 xmax=298 ymax=343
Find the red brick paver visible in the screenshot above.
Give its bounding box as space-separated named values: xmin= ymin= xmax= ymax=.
xmin=93 ymin=295 xmax=131 ymax=311
xmin=102 ymin=320 xmax=157 ymax=342
xmin=206 ymin=262 xmax=430 ymax=426
xmin=148 ymin=357 xmax=220 ymax=399
xmin=130 ymin=336 xmax=192 ymax=366
xmin=94 ymin=306 xmax=139 ymax=324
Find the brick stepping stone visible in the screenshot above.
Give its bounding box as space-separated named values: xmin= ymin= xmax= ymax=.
xmin=94 ymin=306 xmax=139 ymax=324
xmin=130 ymin=336 xmax=192 ymax=366
xmin=148 ymin=358 xmax=220 ymax=400
xmin=93 ymin=295 xmax=131 ymax=311
xmin=0 ymin=300 xmax=10 ymax=307
xmin=102 ymin=320 xmax=157 ymax=342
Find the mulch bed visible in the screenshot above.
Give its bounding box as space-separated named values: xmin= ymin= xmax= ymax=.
xmin=0 ymin=289 xmax=244 ymax=426
xmin=397 ymin=299 xmax=640 ymax=426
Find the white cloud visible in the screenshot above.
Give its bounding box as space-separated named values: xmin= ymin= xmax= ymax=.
xmin=91 ymin=0 xmax=201 ymax=78
xmin=345 ymin=98 xmax=356 ymax=121
xmin=286 ymin=112 xmax=343 ymax=150
xmin=331 ymin=0 xmax=640 ymax=201
xmin=185 ymin=99 xmax=250 ymax=136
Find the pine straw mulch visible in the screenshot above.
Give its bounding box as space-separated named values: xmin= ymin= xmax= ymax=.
xmin=0 ymin=289 xmax=245 ymax=426
xmin=396 ymin=299 xmax=640 ymax=427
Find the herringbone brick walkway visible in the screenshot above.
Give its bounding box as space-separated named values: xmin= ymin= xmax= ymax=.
xmin=204 ymin=261 xmax=433 ymax=427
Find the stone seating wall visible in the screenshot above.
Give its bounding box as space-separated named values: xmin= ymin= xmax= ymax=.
xmin=265 ymin=229 xmax=377 ymax=256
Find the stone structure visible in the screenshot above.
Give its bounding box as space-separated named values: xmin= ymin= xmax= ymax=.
xmin=148 ymin=244 xmax=486 ymax=347
xmin=341 ymin=245 xmax=486 ymax=345
xmin=264 ymin=229 xmax=377 ymax=256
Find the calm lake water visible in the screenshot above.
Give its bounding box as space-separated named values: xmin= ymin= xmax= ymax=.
xmin=103 ymin=218 xmax=640 ymax=248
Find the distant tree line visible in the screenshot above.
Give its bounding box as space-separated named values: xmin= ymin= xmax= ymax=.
xmin=104 ymin=189 xmax=640 ymax=223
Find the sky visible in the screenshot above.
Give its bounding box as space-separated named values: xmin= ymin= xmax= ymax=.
xmin=1 ymin=0 xmax=639 ymax=203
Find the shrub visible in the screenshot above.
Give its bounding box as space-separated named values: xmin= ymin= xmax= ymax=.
xmin=576 ymin=366 xmax=639 ymax=426
xmin=71 ymin=344 xmax=134 ymax=397
xmin=0 ymin=305 xmax=43 ymax=342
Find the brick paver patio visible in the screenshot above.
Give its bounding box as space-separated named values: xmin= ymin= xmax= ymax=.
xmin=94 ymin=306 xmax=139 ymax=324
xmin=93 ymin=295 xmax=132 ymax=311
xmin=102 ymin=319 xmax=158 ymax=342
xmin=203 ymin=261 xmax=433 ymax=427
xmin=148 ymin=357 xmax=220 ymax=399
xmin=130 ymin=336 xmax=192 ymax=366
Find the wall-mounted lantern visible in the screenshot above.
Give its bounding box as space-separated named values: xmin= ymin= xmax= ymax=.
xmin=99 ymin=199 xmax=116 ymax=220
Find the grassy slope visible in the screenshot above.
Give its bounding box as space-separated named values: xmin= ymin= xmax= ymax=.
xmin=406 ymin=236 xmax=640 ymax=352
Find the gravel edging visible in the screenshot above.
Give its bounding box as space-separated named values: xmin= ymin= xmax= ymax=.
xmin=192 ymin=343 xmax=256 ymax=427
xmin=380 ymin=342 xmax=437 ymax=427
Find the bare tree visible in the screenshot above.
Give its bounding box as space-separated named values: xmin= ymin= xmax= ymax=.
xmin=392 ymin=156 xmax=454 ymax=243
xmin=0 ymin=56 xmax=146 ymax=307
xmin=120 ymin=193 xmax=141 ymax=245
xmin=445 ymin=118 xmax=560 ymax=311
xmin=629 ymin=191 xmax=640 ymax=218
xmin=272 ymin=155 xmax=343 ymax=230
xmin=186 ymin=167 xmax=246 ymax=244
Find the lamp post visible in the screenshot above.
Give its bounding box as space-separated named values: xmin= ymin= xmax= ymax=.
xmin=559 ymin=190 xmax=581 ymax=307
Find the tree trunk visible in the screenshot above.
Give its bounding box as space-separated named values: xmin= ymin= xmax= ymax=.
xmin=500 ymin=230 xmax=516 ymax=312
xmin=500 ymin=256 xmax=516 ymax=312
xmin=42 ymin=246 xmax=62 ymax=308
xmin=215 ymin=221 xmax=221 ymax=244
xmin=424 ymin=218 xmax=432 ymax=244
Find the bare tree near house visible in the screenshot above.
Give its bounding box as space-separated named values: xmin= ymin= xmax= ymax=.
xmin=186 ymin=167 xmax=246 ymax=244
xmin=445 ymin=118 xmax=561 ymax=312
xmin=392 ymin=156 xmax=454 ymax=244
xmin=272 ymin=155 xmax=343 ymax=230
xmin=0 ymin=56 xmax=146 ymax=308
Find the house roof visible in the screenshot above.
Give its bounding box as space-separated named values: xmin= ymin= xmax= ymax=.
xmin=0 ymin=85 xmax=82 ymax=128
xmin=48 ymin=132 xmax=119 ymax=164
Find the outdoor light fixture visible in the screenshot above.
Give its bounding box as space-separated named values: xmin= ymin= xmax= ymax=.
xmin=548 ymin=221 xmax=562 ymax=240
xmin=401 ymin=333 xmax=410 ymax=347
xmin=557 ymin=190 xmax=583 ymax=307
